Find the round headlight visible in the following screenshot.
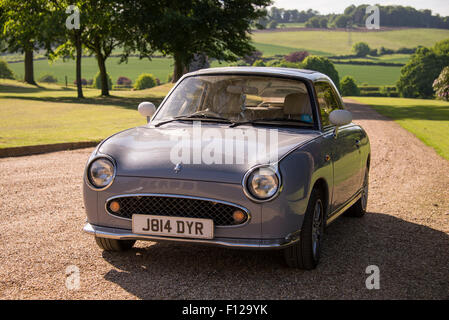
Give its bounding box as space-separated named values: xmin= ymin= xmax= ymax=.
xmin=245 ymin=166 xmax=280 ymax=201
xmin=87 ymin=157 xmax=115 ymax=189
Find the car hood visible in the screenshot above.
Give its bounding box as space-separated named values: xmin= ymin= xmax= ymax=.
xmin=99 ymin=123 xmax=319 ymax=184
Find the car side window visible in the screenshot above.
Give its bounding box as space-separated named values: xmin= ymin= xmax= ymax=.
xmin=314 ymin=82 xmax=342 ymax=127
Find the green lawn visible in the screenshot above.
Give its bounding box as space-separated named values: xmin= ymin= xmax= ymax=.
xmin=0 ymin=79 xmax=172 ymax=148
xmin=252 ymin=28 xmax=449 ymax=55
xmin=335 ymin=64 xmax=402 ymax=85
xmin=349 ymin=97 xmax=449 ymax=160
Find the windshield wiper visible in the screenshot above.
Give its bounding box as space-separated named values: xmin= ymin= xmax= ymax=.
xmin=154 ymin=115 xmax=232 ymax=127
xmin=230 ymin=118 xmax=313 ymax=128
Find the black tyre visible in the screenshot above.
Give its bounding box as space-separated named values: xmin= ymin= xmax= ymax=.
xmin=284 ymin=188 xmax=325 ymax=269
xmin=345 ymin=166 xmax=369 ymax=218
xmin=95 ymin=236 xmax=136 ymax=251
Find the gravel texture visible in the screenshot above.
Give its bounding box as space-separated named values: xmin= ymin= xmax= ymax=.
xmin=0 ymin=101 xmax=448 ymax=299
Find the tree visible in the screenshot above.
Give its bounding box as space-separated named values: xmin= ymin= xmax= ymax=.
xmin=284 ymin=51 xmax=309 ymax=63
xmin=81 ymin=0 xmax=129 ymax=96
xmin=340 ymin=76 xmax=360 ymax=96
xmin=433 ymin=66 xmax=449 ymax=101
xmin=353 ymin=42 xmax=371 ymax=57
xmin=0 ymin=0 xmax=58 ymax=85
xmin=302 ymin=56 xmax=340 ymax=89
xmin=397 ymin=40 xmax=449 ymax=98
xmin=122 ymin=0 xmax=271 ymax=82
xmin=48 ymin=0 xmax=86 ymax=98
xmin=305 ymin=16 xmax=320 ymax=28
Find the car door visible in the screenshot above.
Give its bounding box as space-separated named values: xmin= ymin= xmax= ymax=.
xmin=314 ymin=81 xmax=363 ymax=213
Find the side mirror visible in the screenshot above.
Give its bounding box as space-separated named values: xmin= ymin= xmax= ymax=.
xmin=329 ymin=110 xmax=352 ymax=139
xmin=329 ymin=109 xmax=352 ymax=126
xmin=138 ymin=102 xmax=156 ymax=122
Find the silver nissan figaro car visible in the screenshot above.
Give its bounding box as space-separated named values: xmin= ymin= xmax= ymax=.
xmin=83 ymin=67 xmax=370 ymax=269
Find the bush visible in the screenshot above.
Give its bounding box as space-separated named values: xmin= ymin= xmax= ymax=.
xmin=267 ymin=20 xmax=278 ymax=29
xmin=38 ymin=74 xmax=58 ymax=83
xmin=252 ymin=60 xmax=266 ymax=67
xmin=0 ymin=59 xmax=14 ymax=79
xmin=340 ymin=76 xmax=360 ymax=96
xmin=134 ymin=73 xmax=157 ymax=90
xmin=243 ymin=50 xmax=263 ymax=65
xmin=302 ymin=56 xmax=340 ymax=89
xmin=352 ymin=42 xmax=371 ymax=57
xmin=284 ymin=51 xmax=309 ymax=63
xmin=117 ymin=76 xmax=132 ymax=86
xmin=93 ymin=72 xmax=112 ymax=90
xmin=433 ymin=66 xmax=449 ymax=101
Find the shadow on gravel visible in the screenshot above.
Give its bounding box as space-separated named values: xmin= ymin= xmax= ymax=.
xmin=102 ymin=212 xmax=449 ymax=299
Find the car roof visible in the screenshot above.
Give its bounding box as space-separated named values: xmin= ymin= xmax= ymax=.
xmin=185 ymin=66 xmax=331 ymax=82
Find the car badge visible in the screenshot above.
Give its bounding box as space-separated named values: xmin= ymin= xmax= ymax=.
xmin=174 ymin=163 xmax=182 ymax=174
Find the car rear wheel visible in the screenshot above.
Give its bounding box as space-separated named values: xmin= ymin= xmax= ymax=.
xmin=95 ymin=236 xmax=136 ymax=251
xmin=345 ymin=166 xmax=369 ymax=218
xmin=283 ymin=188 xmax=325 ymax=270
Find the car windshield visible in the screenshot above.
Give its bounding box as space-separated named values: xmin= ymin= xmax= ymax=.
xmin=153 ymin=75 xmax=315 ymax=127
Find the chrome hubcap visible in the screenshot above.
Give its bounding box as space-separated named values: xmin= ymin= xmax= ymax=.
xmin=311 ymin=199 xmax=323 ymax=260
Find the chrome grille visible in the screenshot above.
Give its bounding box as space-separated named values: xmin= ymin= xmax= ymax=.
xmin=106 ymin=195 xmax=249 ymax=226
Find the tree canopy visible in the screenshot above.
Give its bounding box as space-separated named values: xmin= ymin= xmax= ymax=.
xmin=397 ymin=39 xmax=449 ymax=98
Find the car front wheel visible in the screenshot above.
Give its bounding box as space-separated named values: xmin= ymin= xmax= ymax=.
xmin=95 ymin=236 xmax=136 ymax=252
xmin=283 ymin=188 xmax=325 ymax=270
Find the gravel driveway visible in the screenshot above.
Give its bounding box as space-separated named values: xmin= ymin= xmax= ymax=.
xmin=1 ymin=101 xmax=448 ymax=299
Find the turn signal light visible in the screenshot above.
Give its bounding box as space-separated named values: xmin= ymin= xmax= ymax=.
xmin=109 ymin=201 xmax=120 ymax=212
xmin=233 ymin=210 xmax=246 ymax=224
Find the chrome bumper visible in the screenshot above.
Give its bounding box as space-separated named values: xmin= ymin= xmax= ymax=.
xmin=83 ymin=223 xmax=298 ymax=250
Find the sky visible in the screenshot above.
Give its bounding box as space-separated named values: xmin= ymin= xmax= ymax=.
xmin=272 ymin=0 xmax=449 ymax=16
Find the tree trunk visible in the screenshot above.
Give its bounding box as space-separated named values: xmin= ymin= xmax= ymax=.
xmin=24 ymin=49 xmax=36 ymax=85
xmin=172 ymin=53 xmax=185 ymax=83
xmin=74 ymin=31 xmax=84 ymax=99
xmin=96 ymin=52 xmax=109 ymax=96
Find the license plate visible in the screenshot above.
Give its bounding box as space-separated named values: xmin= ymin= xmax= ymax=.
xmin=132 ymin=214 xmax=214 ymax=239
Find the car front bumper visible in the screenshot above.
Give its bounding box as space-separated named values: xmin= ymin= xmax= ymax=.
xmin=83 ymin=222 xmax=299 ymax=250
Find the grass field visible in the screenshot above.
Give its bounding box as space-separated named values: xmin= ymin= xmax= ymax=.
xmin=0 ymin=80 xmax=172 ymax=148
xmin=7 ymin=55 xmax=402 ymax=87
xmin=8 ymin=57 xmax=175 ymax=86
xmin=252 ymin=28 xmax=449 ymax=55
xmin=335 ymin=64 xmax=402 ymax=85
xmin=350 ymin=97 xmax=449 ymax=160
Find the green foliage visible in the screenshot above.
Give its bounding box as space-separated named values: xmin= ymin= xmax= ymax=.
xmin=353 ymin=42 xmax=371 ymax=57
xmin=433 ymin=66 xmax=449 ymax=101
xmin=267 ymin=20 xmax=278 ymax=29
xmin=38 ymin=74 xmax=58 ymax=83
xmin=340 ymin=76 xmax=360 ymax=96
xmin=93 ymin=71 xmax=112 ymax=90
xmin=302 ymin=56 xmax=340 ymax=89
xmin=0 ymin=59 xmax=14 ymax=79
xmin=252 ymin=60 xmax=266 ymax=67
xmin=134 ymin=73 xmax=157 ymax=90
xmin=397 ymin=40 xmax=449 ymax=98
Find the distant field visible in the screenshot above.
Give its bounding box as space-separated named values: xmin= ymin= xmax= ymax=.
xmin=335 ymin=64 xmax=402 ymax=85
xmin=252 ymin=28 xmax=449 ymax=55
xmin=350 ymin=97 xmax=449 ymax=160
xmin=8 ymin=57 xmax=174 ymax=86
xmin=7 ymin=56 xmax=401 ymax=87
